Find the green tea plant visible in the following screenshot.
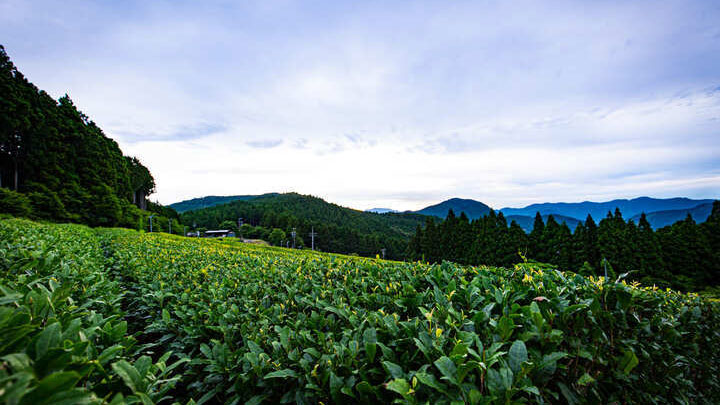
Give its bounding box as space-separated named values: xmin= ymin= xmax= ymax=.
xmin=1 ymin=218 xmax=718 ymax=404
xmin=102 ymin=228 xmax=720 ymax=404
xmin=0 ymin=220 xmax=185 ymax=404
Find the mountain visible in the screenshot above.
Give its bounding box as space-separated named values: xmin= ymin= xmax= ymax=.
xmin=500 ymin=197 xmax=714 ymax=222
xmin=506 ymin=214 xmax=582 ymax=233
xmin=366 ymin=208 xmax=398 ymax=214
xmin=170 ymin=194 xmax=276 ymax=213
xmin=416 ymin=198 xmax=492 ymax=220
xmin=179 ymin=193 xmax=427 ymax=259
xmin=630 ymin=203 xmax=714 ymax=229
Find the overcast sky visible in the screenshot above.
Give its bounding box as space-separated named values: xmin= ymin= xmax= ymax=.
xmin=1 ymin=0 xmax=719 ymax=210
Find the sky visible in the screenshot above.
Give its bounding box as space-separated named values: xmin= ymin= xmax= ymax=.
xmin=1 ymin=0 xmax=719 ymax=210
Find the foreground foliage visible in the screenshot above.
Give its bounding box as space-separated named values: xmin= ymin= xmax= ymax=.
xmin=0 ymin=219 xmax=186 ymax=404
xmin=1 ymin=218 xmax=718 ymax=404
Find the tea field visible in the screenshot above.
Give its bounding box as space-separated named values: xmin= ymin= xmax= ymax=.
xmin=1 ymin=218 xmax=718 ymax=404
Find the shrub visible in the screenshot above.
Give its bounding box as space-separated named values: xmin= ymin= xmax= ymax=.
xmin=2 ymin=218 xmax=718 ymax=404
xmin=0 ymin=187 xmax=32 ymax=217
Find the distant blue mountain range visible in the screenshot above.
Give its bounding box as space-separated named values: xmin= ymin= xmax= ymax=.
xmin=410 ymin=196 xmax=716 ymax=231
xmin=629 ymin=202 xmax=714 ymax=229
xmin=366 ymin=208 xmax=398 ymax=214
xmin=499 ymin=197 xmax=714 ymax=222
xmin=171 ymin=194 xmax=717 ymax=231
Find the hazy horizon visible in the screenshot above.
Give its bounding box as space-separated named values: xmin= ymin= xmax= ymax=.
xmin=2 ymin=0 xmax=719 ymax=209
xmin=170 ymin=193 xmax=717 ymax=213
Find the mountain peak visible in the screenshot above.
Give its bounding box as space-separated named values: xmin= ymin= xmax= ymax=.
xmin=415 ymin=198 xmax=493 ymax=220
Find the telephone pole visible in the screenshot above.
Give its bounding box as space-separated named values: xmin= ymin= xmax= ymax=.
xmin=603 ymin=257 xmax=608 ymax=279
xmin=149 ymin=214 xmax=155 ymax=233
xmin=309 ymin=227 xmax=317 ymax=250
xmin=291 ymin=227 xmax=297 ymax=249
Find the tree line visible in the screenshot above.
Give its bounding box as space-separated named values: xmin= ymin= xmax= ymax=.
xmin=0 ymin=45 xmax=157 ymax=228
xmin=409 ymin=202 xmax=720 ymax=291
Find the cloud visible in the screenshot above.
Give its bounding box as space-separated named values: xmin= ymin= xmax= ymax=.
xmin=1 ymin=0 xmax=718 ymax=208
xmin=246 ymin=139 xmax=283 ymax=149
xmin=117 ymin=123 xmax=227 ymax=143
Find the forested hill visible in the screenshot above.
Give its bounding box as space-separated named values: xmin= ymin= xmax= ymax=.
xmin=170 ymin=194 xmax=274 ymax=213
xmin=0 ymin=45 xmax=158 ymax=228
xmin=415 ymin=197 xmax=492 ymax=219
xmin=180 ymin=193 xmax=428 ymax=259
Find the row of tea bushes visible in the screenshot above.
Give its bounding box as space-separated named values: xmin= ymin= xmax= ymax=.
xmin=0 ymin=219 xmax=185 ymax=404
xmin=102 ymin=228 xmax=720 ymax=404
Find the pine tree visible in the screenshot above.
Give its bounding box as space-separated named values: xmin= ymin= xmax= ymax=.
xmin=700 ymin=201 xmax=720 ymax=286
xmin=508 ymin=220 xmax=529 ymax=264
xmin=529 ymin=212 xmax=546 ymax=261
xmin=635 ymin=213 xmax=667 ymax=285
xmin=584 ymin=214 xmax=600 ymax=270
xmin=598 ymin=210 xmax=626 ymax=274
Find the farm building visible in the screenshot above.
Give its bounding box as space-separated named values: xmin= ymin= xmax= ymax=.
xmin=203 ymin=230 xmax=235 ymax=238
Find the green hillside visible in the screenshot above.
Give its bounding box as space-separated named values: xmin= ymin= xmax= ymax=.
xmin=180 ymin=192 xmax=428 ymax=259
xmin=1 ymin=218 xmax=718 ymax=403
xmin=415 ymin=198 xmax=493 ymax=219
xmin=169 ymin=194 xmax=273 ymax=213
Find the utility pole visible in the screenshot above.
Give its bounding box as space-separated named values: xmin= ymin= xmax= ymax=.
xmin=381 ymin=248 xmax=386 ymax=260
xmin=149 ymin=214 xmax=155 ymax=233
xmin=309 ymin=227 xmax=317 ymax=250
xmin=603 ymin=257 xmax=608 ymax=279
xmin=291 ymin=227 xmax=297 ymax=249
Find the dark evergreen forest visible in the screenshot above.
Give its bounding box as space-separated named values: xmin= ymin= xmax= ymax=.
xmin=0 ymin=45 xmax=185 ymax=230
xmin=409 ymin=202 xmax=720 ymax=291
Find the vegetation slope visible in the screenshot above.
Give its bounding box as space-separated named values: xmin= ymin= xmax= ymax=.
xmin=180 ymin=193 xmax=428 ymax=259
xmin=1 ymin=218 xmax=718 ymax=404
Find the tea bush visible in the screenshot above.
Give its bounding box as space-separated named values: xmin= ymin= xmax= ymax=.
xmin=101 ymin=228 xmax=720 ymax=404
xmin=0 ymin=220 xmax=185 ymax=404
xmin=1 ymin=218 xmax=718 ymax=404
